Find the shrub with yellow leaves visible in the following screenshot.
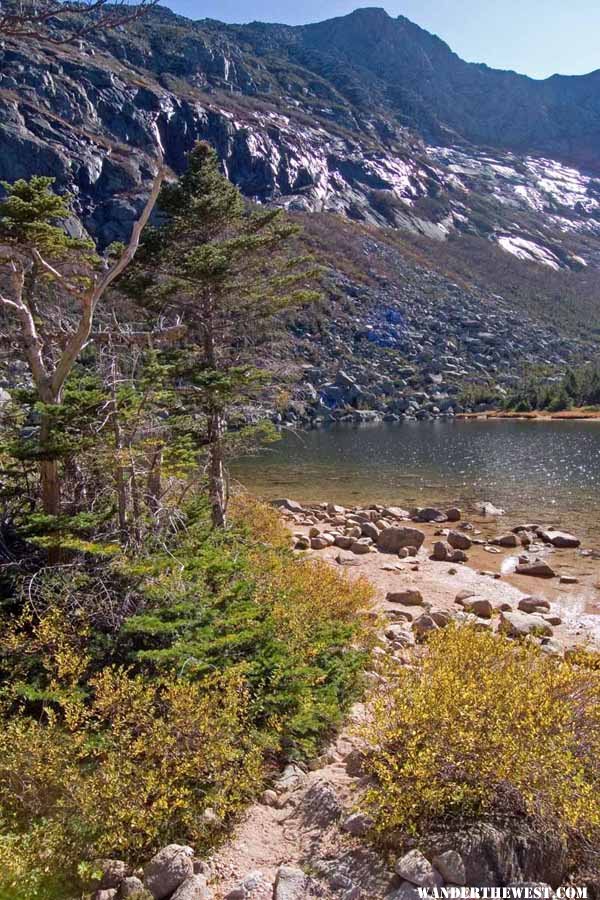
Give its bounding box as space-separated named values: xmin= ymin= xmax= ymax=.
xmin=360 ymin=626 xmax=600 ymax=847
xmin=0 ymin=659 xmax=261 ymax=899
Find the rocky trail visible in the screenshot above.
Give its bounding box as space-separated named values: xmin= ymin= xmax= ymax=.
xmin=207 ymin=714 xmax=391 ymax=899
xmin=90 ymin=497 xmax=599 ymax=900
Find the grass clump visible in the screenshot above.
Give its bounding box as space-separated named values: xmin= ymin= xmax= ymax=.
xmin=360 ymin=626 xmax=600 ymax=845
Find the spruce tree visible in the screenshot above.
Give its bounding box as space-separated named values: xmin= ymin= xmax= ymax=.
xmin=127 ymin=141 xmax=320 ymax=528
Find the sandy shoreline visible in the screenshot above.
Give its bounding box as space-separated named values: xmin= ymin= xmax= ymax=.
xmin=279 ymin=501 xmax=600 ymax=649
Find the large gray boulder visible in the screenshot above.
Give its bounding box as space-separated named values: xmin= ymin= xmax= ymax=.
xmin=539 ymin=530 xmax=580 ymax=548
xmin=274 ymin=865 xmax=308 ymax=899
xmin=143 ymin=845 xmax=194 ymax=900
xmin=394 ymin=850 xmax=442 ymax=887
xmin=425 ymin=822 xmax=568 ymax=887
xmin=377 ymin=526 xmax=425 ymax=553
xmin=432 ymin=850 xmax=466 ymax=885
xmin=171 ymin=874 xmax=213 ymax=900
xmin=499 ymin=611 xmax=553 ymax=638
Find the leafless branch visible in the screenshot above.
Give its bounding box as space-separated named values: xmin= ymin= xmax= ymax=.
xmin=0 ymin=0 xmax=160 ymax=44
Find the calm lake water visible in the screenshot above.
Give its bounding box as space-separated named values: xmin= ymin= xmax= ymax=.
xmin=232 ymin=420 xmax=600 ymax=548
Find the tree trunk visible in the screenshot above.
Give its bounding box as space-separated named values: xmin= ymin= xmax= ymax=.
xmin=207 ymin=408 xmax=227 ymax=529
xmin=129 ymin=453 xmax=142 ymax=545
xmin=109 ymin=359 xmax=129 ymax=544
xmin=147 ymin=444 xmax=162 ymax=521
xmin=202 ymin=297 xmax=228 ymax=529
xmin=39 ymin=405 xmax=61 ymax=564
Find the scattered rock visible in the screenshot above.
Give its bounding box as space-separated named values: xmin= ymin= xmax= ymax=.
xmin=361 ymin=521 xmax=381 ymax=541
xmin=518 ymin=596 xmax=550 ymax=613
xmin=143 ymin=845 xmax=194 ymax=900
xmin=386 ymin=589 xmax=423 ymax=606
xmin=493 ymin=533 xmax=519 ymax=548
xmin=274 ymin=764 xmax=306 ymax=794
xmin=272 ymin=499 xmax=304 ymax=513
xmin=412 ymin=614 xmax=439 ymax=641
xmin=450 ymin=548 xmax=468 ymax=562
xmin=478 ymin=502 xmax=505 ymax=516
xmin=118 ymin=877 xmax=147 ymax=898
xmin=297 ymin=781 xmax=343 ymax=828
xmin=455 ymin=590 xmax=476 ymax=606
xmin=337 ymin=550 xmax=364 ymax=566
xmin=499 ymin=611 xmax=553 ymax=638
xmin=431 ymin=541 xmax=451 ymax=561
xmin=385 ymin=623 xmax=416 ymax=645
xmin=384 ymin=506 xmax=410 ymax=519
xmin=446 ymin=508 xmax=462 ymax=522
xmin=539 ymin=530 xmax=580 ymax=548
xmin=261 ymin=789 xmax=278 ymax=807
xmin=345 ymin=749 xmax=367 ymax=777
xmin=351 ymin=539 xmax=372 ymax=555
xmin=447 ymin=530 xmax=471 ymax=550
xmin=515 ymin=560 xmax=556 ymax=578
xmin=413 ymin=507 xmax=446 ymax=523
xmin=430 ymin=608 xmax=452 ymax=627
xmin=467 ymin=598 xmax=493 ymax=619
xmin=559 ymin=575 xmax=578 ymax=584
xmin=341 ymin=812 xmax=374 ymax=836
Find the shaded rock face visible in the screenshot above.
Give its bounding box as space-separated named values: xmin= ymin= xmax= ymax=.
xmin=3 ymin=5 xmax=600 ymax=266
xmin=425 ymin=822 xmax=568 ymax=888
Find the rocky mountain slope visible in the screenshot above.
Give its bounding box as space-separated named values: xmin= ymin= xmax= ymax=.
xmin=2 ymin=5 xmax=600 ymax=413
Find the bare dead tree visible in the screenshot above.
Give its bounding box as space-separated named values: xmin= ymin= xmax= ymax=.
xmin=0 ymin=0 xmax=159 ymax=43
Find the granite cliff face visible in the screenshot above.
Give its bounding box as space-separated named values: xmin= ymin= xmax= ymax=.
xmin=3 ymin=5 xmax=600 ymax=264
xmin=2 ymin=6 xmax=600 ymax=416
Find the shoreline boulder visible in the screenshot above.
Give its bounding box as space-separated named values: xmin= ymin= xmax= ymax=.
xmin=377 ymin=526 xmax=425 ymax=553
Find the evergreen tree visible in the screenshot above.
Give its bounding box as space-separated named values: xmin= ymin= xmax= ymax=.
xmin=0 ymin=167 xmax=165 ymax=556
xmin=127 ymin=142 xmax=320 ymax=527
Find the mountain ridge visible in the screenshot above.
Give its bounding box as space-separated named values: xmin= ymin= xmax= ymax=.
xmin=2 ymin=3 xmax=600 ymax=417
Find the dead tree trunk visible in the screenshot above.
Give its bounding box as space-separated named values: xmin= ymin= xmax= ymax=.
xmin=207 ymin=409 xmax=227 ymax=529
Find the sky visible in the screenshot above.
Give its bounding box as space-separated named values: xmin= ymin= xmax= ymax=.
xmin=162 ymin=0 xmax=600 ymax=80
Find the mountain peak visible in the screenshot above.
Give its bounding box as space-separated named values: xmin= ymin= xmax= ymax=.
xmin=345 ymin=7 xmax=391 ymax=20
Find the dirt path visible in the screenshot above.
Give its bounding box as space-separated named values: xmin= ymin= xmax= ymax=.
xmin=206 ymin=504 xmax=600 ymax=898
xmin=207 ymin=708 xmax=392 ymax=899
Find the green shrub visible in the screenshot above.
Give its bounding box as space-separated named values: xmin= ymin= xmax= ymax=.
xmin=119 ymin=496 xmax=374 ymax=757
xmin=360 ymin=626 xmax=600 ymax=844
xmin=0 ymin=497 xmax=374 ymax=894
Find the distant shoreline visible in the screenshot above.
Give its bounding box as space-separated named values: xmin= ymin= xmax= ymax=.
xmin=457 ymin=408 xmax=600 ymax=421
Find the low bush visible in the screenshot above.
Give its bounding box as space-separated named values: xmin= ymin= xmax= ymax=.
xmin=361 ymin=626 xmax=600 ymax=845
xmin=0 ymin=496 xmax=374 ymax=896
xmin=0 ymin=664 xmax=260 ymax=899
